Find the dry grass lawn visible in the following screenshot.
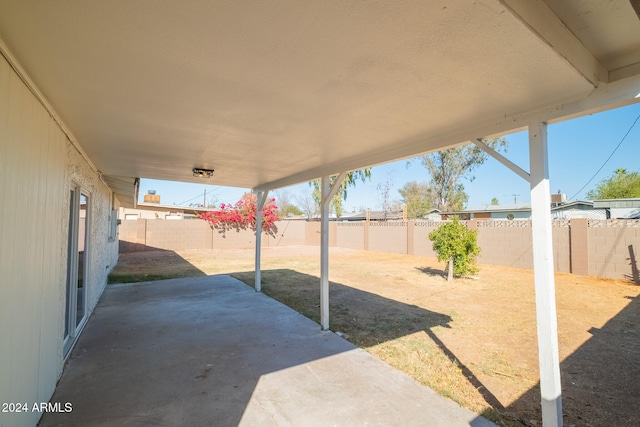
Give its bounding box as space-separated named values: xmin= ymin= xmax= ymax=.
xmin=109 ymin=246 xmax=640 ymax=427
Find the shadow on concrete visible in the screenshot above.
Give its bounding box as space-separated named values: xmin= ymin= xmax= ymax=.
xmin=59 ymin=247 xmax=640 ymax=426
xmin=234 ymin=269 xmax=504 ymax=418
xmin=108 ymin=248 xmax=207 ymax=284
xmin=41 ymin=270 xmax=495 ymax=426
xmin=502 ymin=294 xmax=640 ymax=427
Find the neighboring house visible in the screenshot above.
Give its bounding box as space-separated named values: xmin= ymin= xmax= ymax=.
xmin=342 ymin=208 xmax=441 ymax=222
xmin=439 ymin=200 xmax=607 ymax=221
xmin=120 ymin=203 xmax=210 ymax=220
xmin=119 ymin=203 xmax=210 ymax=220
xmin=441 ymin=206 xmax=532 ymax=221
xmin=120 ymin=191 xmax=211 ymax=220
xmin=341 ymin=208 xmax=404 ymax=221
xmin=593 ymin=198 xmax=640 ymax=219
xmin=551 ymin=201 xmax=607 ymax=220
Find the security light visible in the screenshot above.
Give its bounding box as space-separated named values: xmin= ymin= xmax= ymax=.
xmin=192 ymin=167 xmax=214 ymax=178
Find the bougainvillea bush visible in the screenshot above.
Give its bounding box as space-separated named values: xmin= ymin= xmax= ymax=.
xmin=200 ymin=193 xmax=279 ymax=237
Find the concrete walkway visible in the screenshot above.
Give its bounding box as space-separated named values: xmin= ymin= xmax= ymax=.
xmin=40 ymin=275 xmax=496 ymax=427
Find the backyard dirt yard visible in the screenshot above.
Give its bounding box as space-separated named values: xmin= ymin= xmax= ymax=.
xmin=109 ymin=246 xmax=640 ymax=427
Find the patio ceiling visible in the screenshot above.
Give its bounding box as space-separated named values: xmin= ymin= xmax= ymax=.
xmin=1 ymin=1 xmax=639 ymax=206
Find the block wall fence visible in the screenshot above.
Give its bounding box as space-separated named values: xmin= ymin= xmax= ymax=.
xmin=119 ymin=218 xmax=640 ymax=283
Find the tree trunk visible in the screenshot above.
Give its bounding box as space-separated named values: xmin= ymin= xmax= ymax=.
xmin=448 ymin=255 xmax=454 ymax=282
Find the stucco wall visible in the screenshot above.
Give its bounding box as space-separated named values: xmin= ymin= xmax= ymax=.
xmin=119 ymin=219 xmax=309 ymax=252
xmin=588 ymin=219 xmax=640 ymax=280
xmin=336 ymin=222 xmax=366 ymax=250
xmin=118 ymin=217 xmax=637 ymax=282
xmin=474 ymin=220 xmax=570 ymax=272
xmin=0 ymin=53 xmax=117 ymax=427
xmin=66 ymin=136 xmax=119 ymax=312
xmin=271 ymin=220 xmax=306 ymax=247
xmin=412 ymin=221 xmax=440 ymax=257
xmin=369 ymin=221 xmax=408 ymax=254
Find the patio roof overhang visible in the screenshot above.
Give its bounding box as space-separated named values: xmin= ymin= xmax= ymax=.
xmin=2 ymin=2 xmax=640 ymax=426
xmin=0 ymin=1 xmax=639 ymax=207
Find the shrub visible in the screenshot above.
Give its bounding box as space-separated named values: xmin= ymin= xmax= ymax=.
xmin=200 ymin=193 xmax=279 ymax=237
xmin=428 ymin=217 xmax=480 ymax=280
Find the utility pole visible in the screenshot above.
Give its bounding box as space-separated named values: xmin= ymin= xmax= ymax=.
xmin=512 ymin=193 xmax=520 ymax=206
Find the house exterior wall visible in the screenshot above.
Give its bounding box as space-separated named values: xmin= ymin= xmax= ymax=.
xmin=474 ymin=211 xmax=492 ymax=220
xmin=610 ymin=207 xmax=640 ymax=219
xmin=551 ymin=207 xmax=606 ymax=220
xmin=119 ymin=205 xmax=208 ymax=220
xmin=0 ymin=54 xmax=117 ymax=427
xmin=489 ymin=211 xmax=531 ymax=220
xmin=121 ymin=206 xmax=185 ymax=220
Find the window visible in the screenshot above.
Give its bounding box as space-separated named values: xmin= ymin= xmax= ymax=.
xmin=108 ymin=208 xmax=118 ymax=241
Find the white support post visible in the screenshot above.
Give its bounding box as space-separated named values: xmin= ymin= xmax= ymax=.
xmin=254 ymin=190 xmax=269 ymax=292
xmin=320 ymin=172 xmax=347 ymax=330
xmin=528 ymin=120 xmax=563 ymax=427
xmin=320 ymin=176 xmax=330 ymax=330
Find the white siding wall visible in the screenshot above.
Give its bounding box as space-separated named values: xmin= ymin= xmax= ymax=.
xmin=0 ymin=53 xmax=118 ymax=427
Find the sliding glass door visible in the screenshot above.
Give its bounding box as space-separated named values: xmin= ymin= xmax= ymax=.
xmin=63 ymin=188 xmax=89 ymax=357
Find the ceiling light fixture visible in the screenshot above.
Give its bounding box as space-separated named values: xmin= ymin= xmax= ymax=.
xmin=192 ymin=167 xmax=215 ymax=178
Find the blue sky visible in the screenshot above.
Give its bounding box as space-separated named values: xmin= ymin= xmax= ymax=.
xmin=139 ymin=102 xmax=640 ymax=212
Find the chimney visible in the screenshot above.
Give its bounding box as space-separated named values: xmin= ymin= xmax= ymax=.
xmin=550 ymin=192 xmax=566 ymax=207
xmin=143 ymin=190 xmax=160 ymax=204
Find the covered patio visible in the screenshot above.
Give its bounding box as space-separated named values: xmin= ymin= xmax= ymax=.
xmin=1 ymin=1 xmax=640 ymax=426
xmin=39 ymin=275 xmax=493 ymax=427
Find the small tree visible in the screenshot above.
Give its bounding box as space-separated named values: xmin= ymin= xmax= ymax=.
xmin=428 ymin=217 xmax=480 ymax=281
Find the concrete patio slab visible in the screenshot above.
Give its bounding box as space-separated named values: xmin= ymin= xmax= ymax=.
xmin=39 ymin=275 xmax=496 ymax=427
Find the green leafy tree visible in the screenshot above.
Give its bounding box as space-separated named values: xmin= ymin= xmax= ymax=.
xmin=420 ymin=138 xmax=508 ymax=211
xmin=490 ymin=197 xmax=499 ymax=206
xmin=586 ymin=168 xmax=640 ymax=199
xmin=398 ymin=181 xmax=433 ymax=219
xmin=428 ymin=217 xmax=480 ymax=281
xmin=310 ymin=169 xmax=371 ymax=218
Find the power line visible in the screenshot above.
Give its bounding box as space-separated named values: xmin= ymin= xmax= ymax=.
xmin=178 ymin=192 xmax=205 ymax=206
xmin=569 ymin=113 xmax=640 ymax=200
